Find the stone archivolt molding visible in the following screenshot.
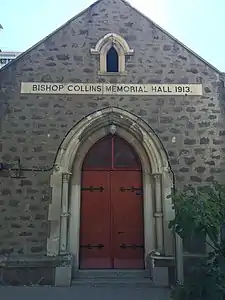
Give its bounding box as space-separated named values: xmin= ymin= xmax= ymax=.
xmin=47 ymin=107 xmax=174 ymax=269
xmin=90 ymin=33 xmax=134 ymax=74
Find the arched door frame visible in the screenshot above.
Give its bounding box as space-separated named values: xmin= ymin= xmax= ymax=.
xmin=47 ymin=107 xmax=174 ymax=271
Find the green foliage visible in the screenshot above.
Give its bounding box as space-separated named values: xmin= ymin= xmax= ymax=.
xmin=171 ymin=254 xmax=225 ymax=300
xmin=170 ymin=183 xmax=225 ymax=300
xmin=170 ymin=183 xmax=225 ymax=248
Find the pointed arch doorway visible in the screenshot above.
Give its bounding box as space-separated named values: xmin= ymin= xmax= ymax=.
xmin=79 ymin=134 xmax=144 ymax=269
xmin=48 ymin=107 xmax=175 ymax=285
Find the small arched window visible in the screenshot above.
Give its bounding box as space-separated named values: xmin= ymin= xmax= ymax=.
xmin=106 ymin=47 xmax=119 ymax=72
xmin=90 ymin=33 xmax=134 ymax=75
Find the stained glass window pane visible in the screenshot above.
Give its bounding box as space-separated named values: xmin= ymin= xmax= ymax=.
xmin=82 ymin=136 xmax=112 ymax=169
xmin=106 ymin=47 xmax=119 ymax=72
xmin=113 ymin=136 xmax=141 ymax=169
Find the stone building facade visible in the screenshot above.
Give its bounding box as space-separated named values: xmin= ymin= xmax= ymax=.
xmin=0 ymin=0 xmax=224 ymax=286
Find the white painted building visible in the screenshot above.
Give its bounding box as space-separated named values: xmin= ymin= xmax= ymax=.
xmin=0 ymin=51 xmax=22 ymax=68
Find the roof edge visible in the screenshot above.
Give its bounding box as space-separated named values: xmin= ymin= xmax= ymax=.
xmin=0 ymin=0 xmax=222 ymax=74
xmin=0 ymin=0 xmax=103 ymax=73
xmin=121 ymin=0 xmax=222 ymax=74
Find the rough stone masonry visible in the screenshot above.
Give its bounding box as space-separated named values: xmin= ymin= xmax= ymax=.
xmin=0 ymin=0 xmax=225 ymax=285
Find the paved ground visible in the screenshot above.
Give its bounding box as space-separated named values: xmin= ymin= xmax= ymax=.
xmin=0 ymin=286 xmax=171 ymax=300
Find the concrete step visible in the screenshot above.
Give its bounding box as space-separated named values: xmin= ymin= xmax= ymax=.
xmin=72 ymin=278 xmax=153 ymax=287
xmin=72 ymin=270 xmax=153 ymax=287
xmin=74 ymin=269 xmax=150 ymax=279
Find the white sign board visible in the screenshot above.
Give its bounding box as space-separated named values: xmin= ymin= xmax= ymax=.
xmin=21 ymin=82 xmax=203 ymax=96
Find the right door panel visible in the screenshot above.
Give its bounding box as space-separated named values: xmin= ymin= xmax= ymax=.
xmin=111 ymin=171 xmax=144 ymax=269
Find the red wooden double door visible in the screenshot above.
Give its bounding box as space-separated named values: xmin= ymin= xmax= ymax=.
xmin=79 ymin=135 xmax=144 ymax=269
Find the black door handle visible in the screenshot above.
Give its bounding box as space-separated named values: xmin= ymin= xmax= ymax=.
xmin=81 ymin=186 xmax=104 ymax=192
xmin=80 ymin=244 xmax=104 ymax=249
xmin=120 ymin=244 xmax=144 ymax=249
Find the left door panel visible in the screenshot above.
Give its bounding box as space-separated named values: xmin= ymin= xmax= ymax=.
xmin=79 ymin=171 xmax=111 ymax=269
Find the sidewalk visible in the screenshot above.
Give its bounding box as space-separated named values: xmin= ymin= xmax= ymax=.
xmin=0 ymin=285 xmax=171 ymax=300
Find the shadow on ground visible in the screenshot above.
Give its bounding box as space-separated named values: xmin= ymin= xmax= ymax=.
xmin=0 ymin=286 xmax=171 ymax=300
